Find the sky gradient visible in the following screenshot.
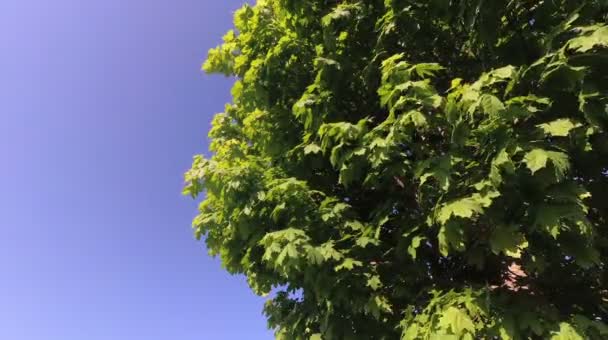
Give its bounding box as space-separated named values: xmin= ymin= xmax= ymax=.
xmin=0 ymin=1 xmax=272 ymax=339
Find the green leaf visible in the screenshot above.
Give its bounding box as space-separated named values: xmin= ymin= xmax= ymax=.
xmin=276 ymin=243 xmax=297 ymax=266
xmin=304 ymin=143 xmax=322 ymax=155
xmin=319 ymin=242 xmax=343 ymax=261
xmin=480 ymin=65 xmax=517 ymax=87
xmin=437 ymin=197 xmax=484 ymax=225
xmin=369 ymin=295 xmax=392 ymax=317
xmin=271 ymin=203 xmax=287 ymax=223
xmin=540 ymin=62 xmax=586 ymax=91
xmin=438 ymin=221 xmax=466 ymax=257
xmin=307 ymin=247 xmax=325 ymax=265
xmin=450 ymin=120 xmax=470 ymax=147
xmin=408 ymin=111 xmax=428 ymax=128
xmin=345 ymin=220 xmax=364 ymax=231
xmin=437 ymin=307 xmax=475 ymax=335
xmin=408 ymin=235 xmax=425 ymax=259
xmin=438 ymin=228 xmax=450 ymax=257
xmin=490 ymin=148 xmax=515 ymax=185
xmin=534 ymin=204 xmax=566 ymax=238
xmin=490 ymin=226 xmax=528 ymax=258
xmin=402 ymin=323 xmax=420 ymax=340
xmin=367 ymin=275 xmax=383 ymax=291
xmin=356 ymin=236 xmax=379 ymax=248
xmin=335 ymin=258 xmax=363 ymax=271
xmin=524 ymin=149 xmax=570 ymax=177
xmin=537 ymin=119 xmax=581 ymax=137
xmin=567 ymin=25 xmax=608 ymax=53
xmin=480 ymin=94 xmax=505 ymax=115
xmin=551 ymin=322 xmax=584 ymax=340
xmin=411 ymin=63 xmax=445 ymax=78
xmin=524 ymin=149 xmax=549 ymax=174
xmin=496 ymin=316 xmax=517 ymax=340
xmin=430 ymin=335 xmax=458 ymax=340
xmin=419 ymin=155 xmax=451 ymax=191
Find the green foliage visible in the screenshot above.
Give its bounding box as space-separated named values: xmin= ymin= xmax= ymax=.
xmin=186 ymin=0 xmax=608 ymax=338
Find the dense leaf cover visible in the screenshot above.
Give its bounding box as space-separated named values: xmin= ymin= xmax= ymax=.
xmin=185 ymin=1 xmax=608 ymax=338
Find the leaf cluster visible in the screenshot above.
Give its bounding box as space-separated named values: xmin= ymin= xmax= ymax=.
xmin=186 ymin=0 xmax=608 ymax=338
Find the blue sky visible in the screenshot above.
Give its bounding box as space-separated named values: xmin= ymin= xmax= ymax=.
xmin=0 ymin=1 xmax=272 ymax=339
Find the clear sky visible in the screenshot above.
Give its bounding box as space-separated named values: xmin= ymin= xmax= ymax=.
xmin=0 ymin=1 xmax=272 ymax=339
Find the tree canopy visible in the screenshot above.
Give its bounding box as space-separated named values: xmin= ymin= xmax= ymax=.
xmin=185 ymin=1 xmax=608 ymax=338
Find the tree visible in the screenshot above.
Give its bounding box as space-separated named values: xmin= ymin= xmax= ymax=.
xmin=184 ymin=1 xmax=608 ymax=338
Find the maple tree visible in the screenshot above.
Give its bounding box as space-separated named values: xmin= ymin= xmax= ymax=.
xmin=185 ymin=1 xmax=608 ymax=338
